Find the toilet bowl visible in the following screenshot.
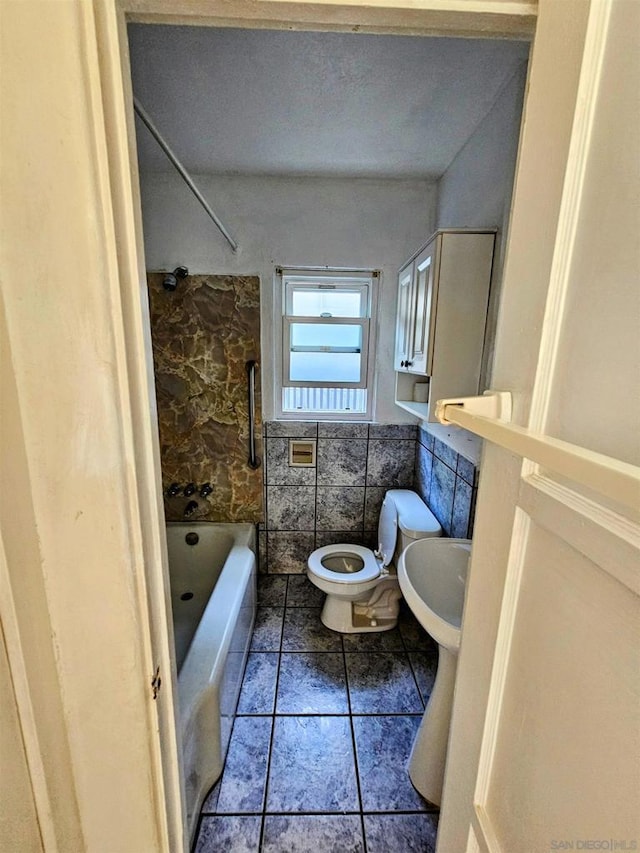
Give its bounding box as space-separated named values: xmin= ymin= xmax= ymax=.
xmin=307 ymin=489 xmax=442 ymax=633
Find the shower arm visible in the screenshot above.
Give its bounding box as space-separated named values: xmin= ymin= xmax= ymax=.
xmin=133 ymin=97 xmax=238 ymax=254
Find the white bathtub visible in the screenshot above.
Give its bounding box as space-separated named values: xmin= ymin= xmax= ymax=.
xmin=166 ymin=522 xmax=257 ymax=843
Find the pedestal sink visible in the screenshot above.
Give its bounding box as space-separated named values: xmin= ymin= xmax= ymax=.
xmin=398 ymin=537 xmax=471 ymax=805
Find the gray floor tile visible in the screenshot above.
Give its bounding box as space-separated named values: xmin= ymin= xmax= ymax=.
xmin=364 ymin=813 xmax=439 ymax=853
xmin=398 ymin=606 xmax=434 ymax=652
xmin=237 ymin=652 xmax=279 ymax=714
xmin=257 ymin=575 xmax=287 ymax=607
xmin=409 ymin=650 xmax=437 ymax=707
xmin=353 ymin=715 xmax=427 ymax=812
xmin=277 ymin=653 xmax=349 ymax=714
xmin=195 ymin=816 xmax=261 ymax=852
xmin=250 ymin=607 xmax=283 ymax=651
xmin=282 ymin=607 xmax=343 ymax=652
xmin=216 ymin=716 xmax=272 ymax=813
xmin=342 ymin=627 xmax=405 ymax=652
xmin=346 ymin=653 xmax=423 ymax=714
xmin=262 ymin=815 xmax=365 ymax=852
xmin=267 ymin=716 xmax=359 ymax=813
xmin=286 ymin=573 xmax=325 ymax=607
xmin=200 ymin=780 xmax=220 ymax=814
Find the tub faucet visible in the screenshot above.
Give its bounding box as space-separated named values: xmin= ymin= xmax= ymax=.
xmin=184 ymin=500 xmax=199 ymax=517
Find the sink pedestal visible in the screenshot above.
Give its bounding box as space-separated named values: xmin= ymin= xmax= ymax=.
xmin=408 ymin=645 xmax=457 ymax=806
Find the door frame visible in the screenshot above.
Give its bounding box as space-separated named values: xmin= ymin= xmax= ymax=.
xmin=3 ymin=2 xmax=544 ymax=851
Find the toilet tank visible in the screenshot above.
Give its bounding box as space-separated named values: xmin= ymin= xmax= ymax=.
xmin=386 ymin=489 xmax=442 ymax=558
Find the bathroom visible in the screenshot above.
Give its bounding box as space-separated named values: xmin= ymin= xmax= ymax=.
xmin=129 ymin=23 xmax=528 ymax=853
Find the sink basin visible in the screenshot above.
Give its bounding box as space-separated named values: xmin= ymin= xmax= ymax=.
xmin=398 ymin=538 xmax=470 ymax=653
xmin=398 ymin=537 xmax=471 ymax=806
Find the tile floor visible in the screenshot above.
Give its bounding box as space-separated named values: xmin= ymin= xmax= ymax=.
xmin=193 ymin=574 xmax=440 ymax=852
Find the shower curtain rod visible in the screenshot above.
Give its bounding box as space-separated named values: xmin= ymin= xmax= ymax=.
xmin=133 ymin=97 xmax=238 ymax=253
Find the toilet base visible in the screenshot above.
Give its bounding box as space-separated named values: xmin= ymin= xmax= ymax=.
xmin=319 ymin=579 xmax=402 ymax=634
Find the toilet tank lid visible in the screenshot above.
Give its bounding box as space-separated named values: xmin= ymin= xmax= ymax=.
xmin=387 ymin=489 xmax=442 ymax=539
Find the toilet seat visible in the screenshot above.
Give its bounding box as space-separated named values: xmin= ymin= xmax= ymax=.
xmin=307 ymin=544 xmax=381 ymax=585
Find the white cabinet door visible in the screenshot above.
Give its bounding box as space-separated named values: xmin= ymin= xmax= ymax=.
xmin=437 ymin=2 xmax=640 ymax=851
xmin=410 ymin=239 xmax=438 ymax=375
xmin=394 ymin=261 xmax=415 ymax=371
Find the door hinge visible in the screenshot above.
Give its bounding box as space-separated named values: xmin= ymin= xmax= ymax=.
xmin=151 ymin=666 xmax=162 ymax=700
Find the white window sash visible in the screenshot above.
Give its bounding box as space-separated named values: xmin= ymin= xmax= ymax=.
xmin=282 ymin=316 xmax=370 ymax=389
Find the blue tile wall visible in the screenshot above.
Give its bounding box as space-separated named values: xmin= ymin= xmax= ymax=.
xmin=261 ymin=420 xmax=478 ymax=572
xmin=413 ymin=426 xmax=478 ymax=538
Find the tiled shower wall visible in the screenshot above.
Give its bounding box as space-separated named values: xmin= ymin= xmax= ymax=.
xmin=260 ymin=421 xmax=479 ymax=573
xmin=148 ymin=273 xmax=263 ymax=523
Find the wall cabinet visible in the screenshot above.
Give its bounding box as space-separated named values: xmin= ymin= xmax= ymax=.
xmin=394 ymin=229 xmax=495 ymax=422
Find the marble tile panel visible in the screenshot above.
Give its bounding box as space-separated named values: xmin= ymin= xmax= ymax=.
xmin=237 ymin=652 xmax=279 ymax=714
xmin=364 ymin=487 xmax=385 ymax=531
xmin=418 ymin=426 xmax=435 ymax=451
xmin=316 ymin=486 xmax=365 ymax=532
xmin=267 ymin=716 xmax=359 ymax=813
xmin=428 ymin=457 xmax=456 ymax=534
xmin=250 ymin=607 xmax=283 ymax=651
xmin=276 ymin=652 xmax=349 ymax=714
xmin=398 ymin=605 xmax=434 ymax=652
xmin=286 ymin=574 xmax=324 ymax=607
xmin=148 ymin=274 xmax=263 ymax=526
xmin=366 ymin=440 xmax=415 ymax=488
xmin=257 ymin=575 xmax=287 ymax=607
xmin=451 ymin=477 xmax=473 ymax=539
xmin=315 ymin=531 xmax=365 ymax=549
xmin=414 ymin=443 xmax=433 ymax=506
xmin=266 ymin=438 xmax=316 ymax=486
xmin=282 ymin=608 xmax=343 ymax=652
xmin=195 ymin=816 xmax=261 ymax=853
xmin=346 ymin=653 xmax=423 ymax=714
xmin=363 ymin=814 xmax=439 ymax=853
xmin=216 ymin=716 xmax=272 ymax=813
xmin=318 ymin=423 xmax=369 ymax=439
xmin=353 ymin=715 xmax=426 ymax=812
xmin=369 ymin=424 xmax=417 ymax=440
xmin=316 ymin=439 xmax=368 ymax=486
xmin=263 ymin=815 xmax=364 ymax=853
xmin=266 ymin=421 xmax=318 ymax=437
xmin=433 ymin=437 xmax=458 ymax=471
xmin=267 ymin=531 xmax=315 ymax=574
xmin=266 ymin=486 xmax=315 ymax=530
xmin=456 ymin=454 xmax=477 ymax=486
xmin=409 ymin=650 xmax=437 ymax=707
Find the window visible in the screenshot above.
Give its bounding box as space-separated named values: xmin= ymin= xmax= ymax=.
xmin=276 ymin=268 xmax=378 ymax=419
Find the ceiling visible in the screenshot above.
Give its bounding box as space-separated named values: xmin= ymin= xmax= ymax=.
xmin=128 ymin=26 xmax=529 ymax=180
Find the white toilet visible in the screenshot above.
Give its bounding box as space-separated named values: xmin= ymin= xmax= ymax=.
xmin=307 ymin=489 xmax=442 ymax=633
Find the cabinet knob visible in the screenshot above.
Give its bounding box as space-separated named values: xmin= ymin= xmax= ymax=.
xmin=400 ymin=360 xmax=405 ymax=367
xmin=405 ymin=361 xmax=413 ymax=368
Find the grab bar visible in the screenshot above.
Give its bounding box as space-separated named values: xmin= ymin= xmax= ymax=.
xmin=246 ymin=360 xmax=261 ymax=469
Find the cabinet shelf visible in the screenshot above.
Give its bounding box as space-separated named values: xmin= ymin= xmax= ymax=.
xmin=394 ymin=398 xmax=431 ymax=419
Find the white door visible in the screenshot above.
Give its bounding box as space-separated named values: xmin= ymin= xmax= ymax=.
xmin=437 ymin=1 xmax=640 ymax=851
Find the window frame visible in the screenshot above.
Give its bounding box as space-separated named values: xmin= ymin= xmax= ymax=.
xmin=274 ymin=267 xmax=379 ymax=421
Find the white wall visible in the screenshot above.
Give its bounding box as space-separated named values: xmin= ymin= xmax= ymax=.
xmin=139 ymin=173 xmax=437 ymax=421
xmin=436 ymin=64 xmax=528 ymax=385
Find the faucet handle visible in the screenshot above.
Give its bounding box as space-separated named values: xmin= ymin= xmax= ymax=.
xmin=200 ymin=482 xmax=213 ymax=498
xmin=183 ymin=483 xmax=196 ymax=497
xmin=167 ymin=482 xmax=182 ymax=498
